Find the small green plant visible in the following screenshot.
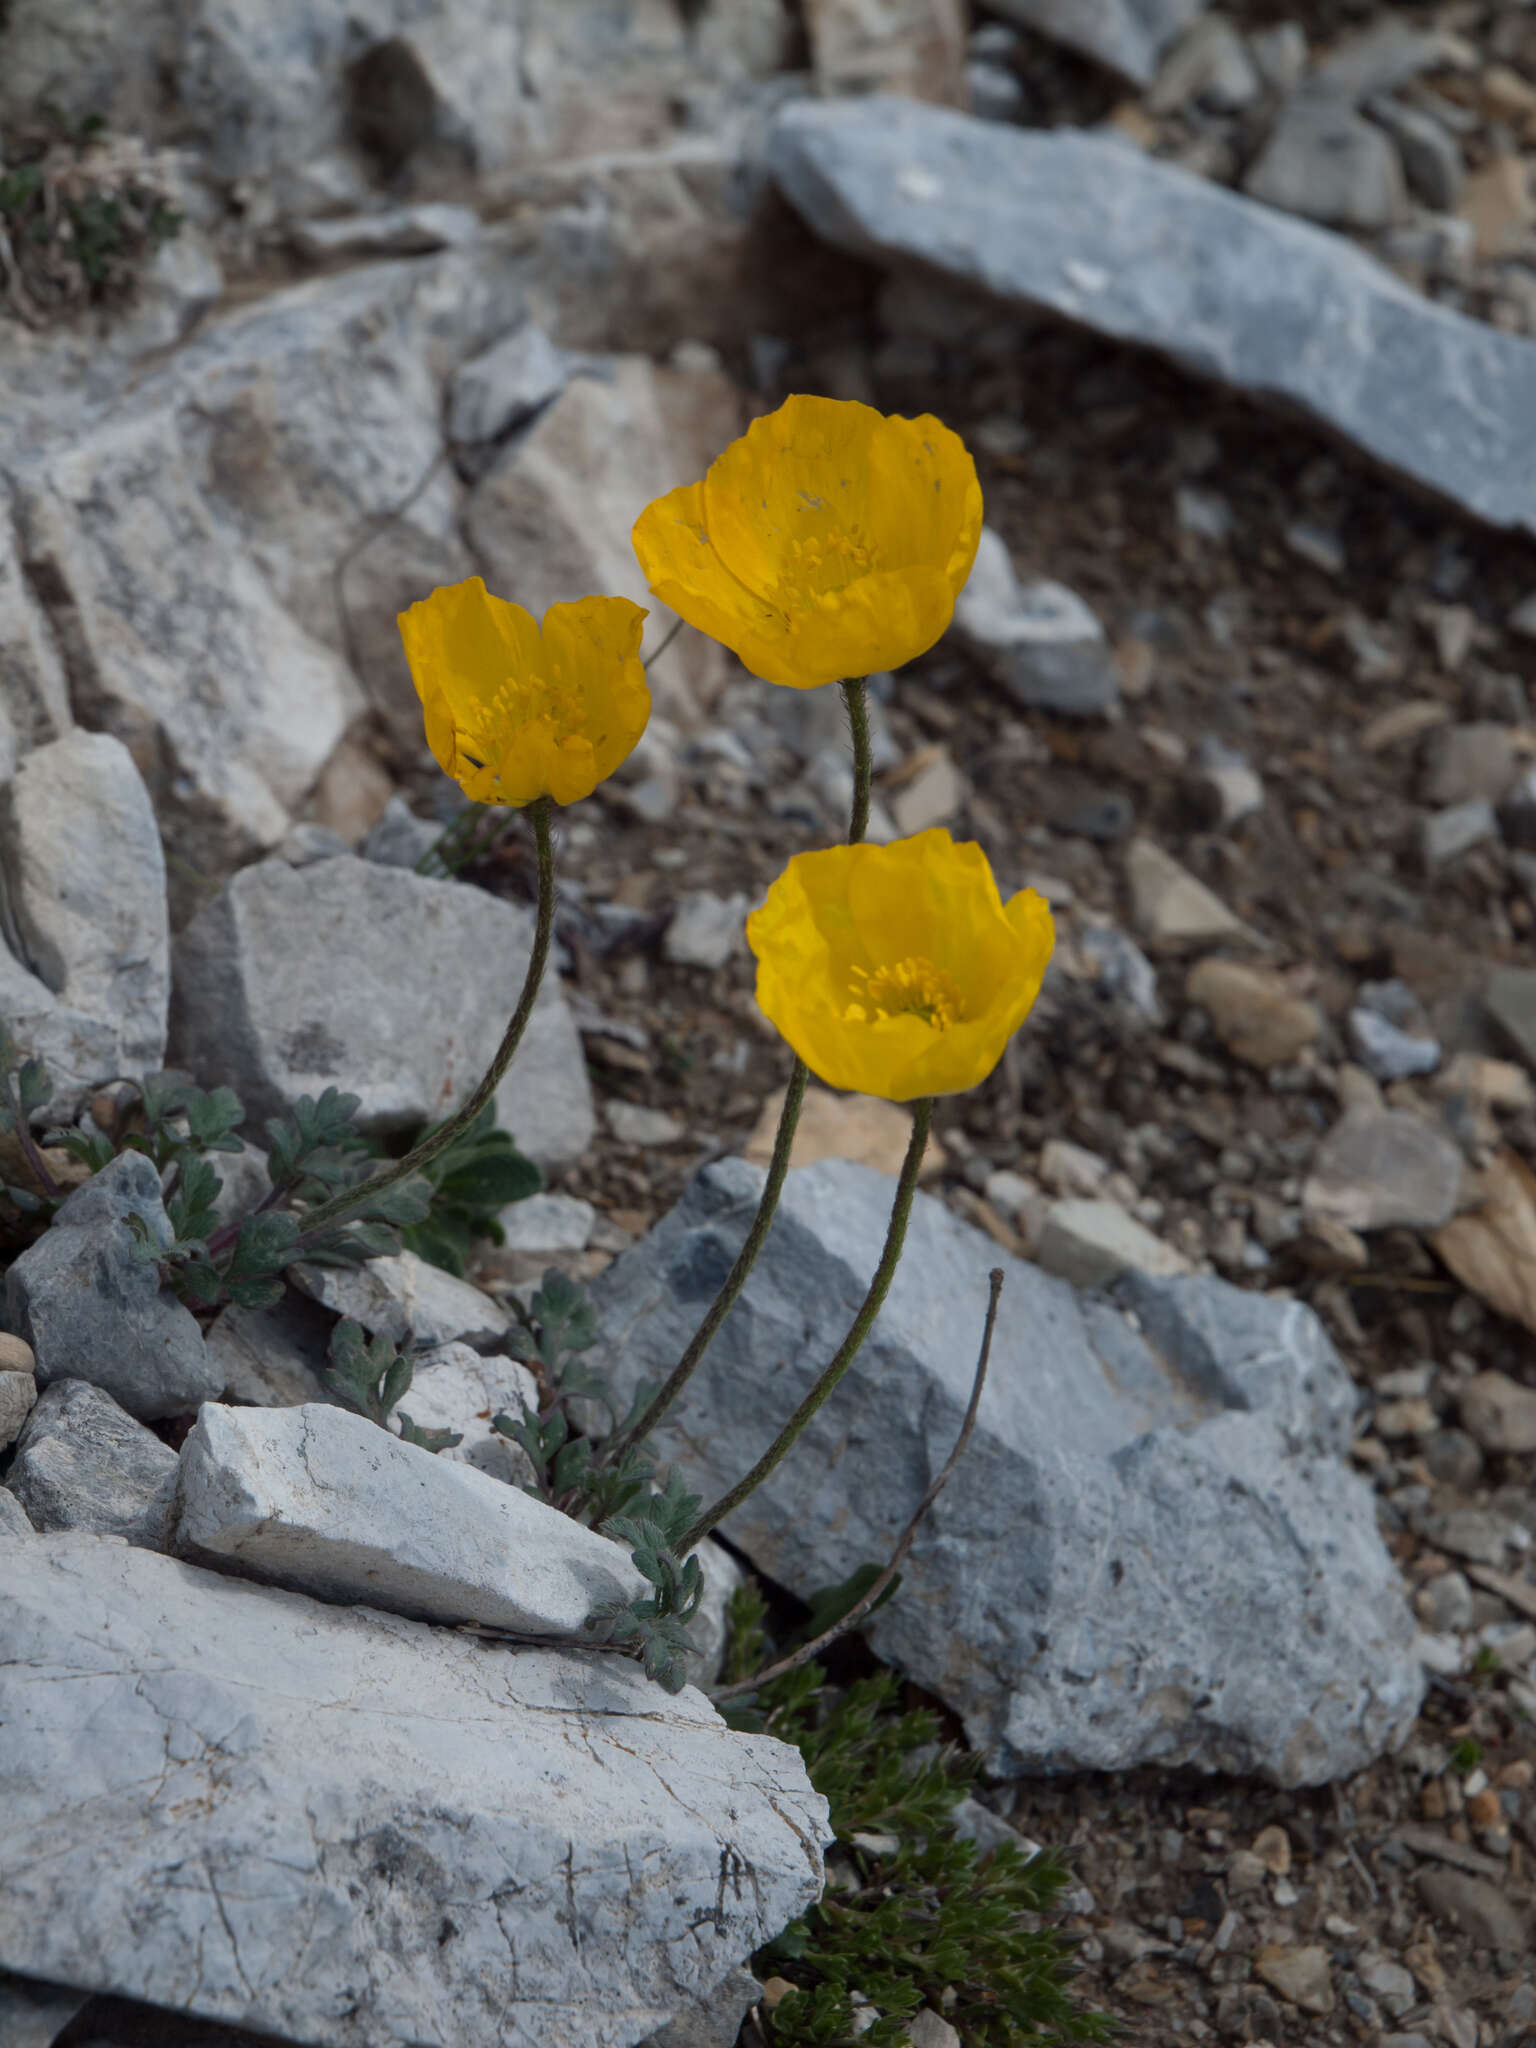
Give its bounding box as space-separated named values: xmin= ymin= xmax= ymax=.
xmin=721 ymin=1584 xmax=1113 ymax=2048
xmin=1449 ymin=1735 xmax=1486 ymax=1772
xmin=487 ymin=1266 xmax=705 ymax=1689
xmin=398 ymin=1097 xmax=541 ymax=1276
xmin=0 ymin=1038 xmax=512 ymax=1312
xmin=323 ymin=1316 xmax=462 ymax=1453
xmin=0 ymin=124 xmax=183 ymax=324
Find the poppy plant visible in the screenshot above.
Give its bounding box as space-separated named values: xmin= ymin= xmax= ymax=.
xmin=747 ymin=828 xmax=1055 ymax=1101
xmin=397 ymin=576 xmax=650 ymax=807
xmin=632 ymin=394 xmax=982 ymax=690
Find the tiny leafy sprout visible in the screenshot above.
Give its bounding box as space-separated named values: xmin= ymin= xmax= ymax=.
xmin=322 ymin=1316 xmax=462 ymax=1453
xmin=721 ymin=1585 xmax=1113 ymax=2048
xmin=1450 ymin=1736 xmax=1486 ymax=1775
xmin=586 ymin=1468 xmax=706 ymax=1695
xmin=398 ymin=1098 xmax=541 ymax=1278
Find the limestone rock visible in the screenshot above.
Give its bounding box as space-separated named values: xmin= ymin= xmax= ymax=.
xmin=1458 ymin=1371 xmax=1536 ymax=1455
xmin=0 ymin=1490 xmax=33 ymax=1538
xmin=173 ymin=1401 xmax=643 ymax=1637
xmin=1304 ymin=1107 xmax=1464 ymax=1234
xmin=767 ymin=97 xmax=1536 ymax=540
xmin=3 ymin=1152 xmax=220 ymax=1420
xmin=465 ymin=356 xmax=733 ymax=725
xmin=449 ymin=319 xmax=567 ymax=445
xmin=1125 ymin=837 xmax=1255 ymax=953
xmin=804 ymin=0 xmax=967 ymax=105
xmin=664 ymin=891 xmax=750 ymax=970
xmin=982 ymin=0 xmax=1205 ymax=87
xmin=0 ymin=1368 xmax=37 ymax=1449
xmin=1242 ymin=91 xmax=1407 ymax=231
xmin=1414 ymin=1867 xmax=1529 ymax=1952
xmin=5 ymin=1378 xmax=179 ymax=1548
xmin=0 ymin=1532 xmax=830 ymax=2046
xmin=0 ymin=511 xmax=72 ymax=783
xmin=1033 ymin=1198 xmax=1192 ymax=1288
xmin=952 ymin=527 xmax=1119 ymax=716
xmin=0 ymin=730 xmax=169 ymax=1096
xmin=591 ymin=1157 xmax=1419 ymax=1783
xmin=290 ymin=204 xmax=481 ymax=259
xmin=1187 ymin=958 xmax=1320 ymax=1067
xmin=290 ymin=1248 xmax=512 ymax=1350
xmin=382 ymin=1341 xmax=539 ymax=1488
xmin=168 ymin=856 xmax=594 ymax=1168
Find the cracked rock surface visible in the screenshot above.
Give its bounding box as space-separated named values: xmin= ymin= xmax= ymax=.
xmin=172 ymin=1401 xmax=645 ymax=1637
xmin=591 ymin=1157 xmax=1423 ymax=1786
xmin=0 ymin=1532 xmax=829 ymax=2048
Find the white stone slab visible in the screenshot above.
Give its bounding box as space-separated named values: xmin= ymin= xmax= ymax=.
xmin=173 ymin=1401 xmax=643 ymax=1639
xmin=0 ymin=1532 xmax=829 ymax=2047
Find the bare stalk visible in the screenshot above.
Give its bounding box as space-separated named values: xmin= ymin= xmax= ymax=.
xmin=680 ymin=1097 xmax=934 ymax=1551
xmin=710 ymin=1266 xmax=1003 ymax=1701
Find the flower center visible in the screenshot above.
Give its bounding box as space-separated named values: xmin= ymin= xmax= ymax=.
xmin=781 ymin=518 xmax=880 ymax=603
xmin=845 ymin=956 xmax=966 ymax=1029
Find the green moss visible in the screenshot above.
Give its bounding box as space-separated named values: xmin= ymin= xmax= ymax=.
xmin=722 ymin=1585 xmax=1115 ymax=2048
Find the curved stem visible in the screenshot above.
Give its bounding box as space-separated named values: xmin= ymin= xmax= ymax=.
xmin=710 ymin=1265 xmax=1002 ymax=1702
xmin=642 ymin=615 xmax=685 ymax=671
xmin=602 ymin=674 xmax=875 ymax=1463
xmin=297 ymin=797 xmax=556 ymax=1242
xmin=840 ymin=678 xmax=871 ymax=846
xmin=681 ymin=1097 xmax=933 ymax=1552
xmin=606 ymin=1057 xmax=809 ymax=1461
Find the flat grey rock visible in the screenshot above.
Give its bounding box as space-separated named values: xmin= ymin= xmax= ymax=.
xmin=6 ymin=1378 xmax=179 ymax=1549
xmin=0 ymin=1532 xmax=829 ymax=2048
xmin=0 ymin=1366 xmax=37 ymax=1448
xmin=1242 ymin=90 xmax=1407 ymax=230
xmin=591 ymin=1157 xmax=1421 ymax=1784
xmin=984 ymin=0 xmax=1206 ymax=86
xmin=0 ymin=730 xmax=169 ymax=1098
xmin=168 ymin=856 xmax=594 ymax=1167
xmin=1303 ymin=1107 xmax=1464 ymax=1233
xmin=289 ymin=1248 xmax=511 ymax=1348
xmin=204 ymin=1294 xmax=332 ymax=1408
xmin=449 ymin=320 xmax=568 ymax=445
xmin=173 ymin=1401 xmax=644 ymax=1637
xmin=3 ymin=1152 xmax=220 ymax=1420
xmin=952 ymin=526 xmax=1119 ymax=715
xmin=768 ymin=97 xmax=1536 ymax=539
xmin=0 ymin=1488 xmax=35 ymax=1537
xmin=359 ymin=795 xmax=443 ymax=869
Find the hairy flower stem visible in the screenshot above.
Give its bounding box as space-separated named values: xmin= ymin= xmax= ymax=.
xmin=296 ymin=797 xmax=556 ymax=1242
xmin=710 ymin=1265 xmax=1003 ymax=1702
xmin=681 ymin=1097 xmax=934 ymax=1552
xmin=604 ymin=1056 xmax=809 ymax=1462
xmin=841 ymin=677 xmax=871 ymax=845
xmin=602 ymin=677 xmax=874 ymax=1465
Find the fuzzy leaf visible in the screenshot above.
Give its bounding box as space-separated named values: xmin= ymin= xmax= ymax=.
xmin=396 ymin=1411 xmax=463 ymax=1454
xmin=17 ymin=1057 xmax=51 ymax=1118
xmin=226 ymin=1208 xmax=301 ymax=1278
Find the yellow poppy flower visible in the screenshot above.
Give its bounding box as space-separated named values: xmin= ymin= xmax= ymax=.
xmin=632 ymin=394 xmax=982 ymax=691
xmin=397 ymin=577 xmax=650 ymax=807
xmin=746 ymin=829 xmax=1055 ymax=1101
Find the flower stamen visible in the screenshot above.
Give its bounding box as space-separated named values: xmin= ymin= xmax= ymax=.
xmin=846 ymin=956 xmax=966 ymax=1029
